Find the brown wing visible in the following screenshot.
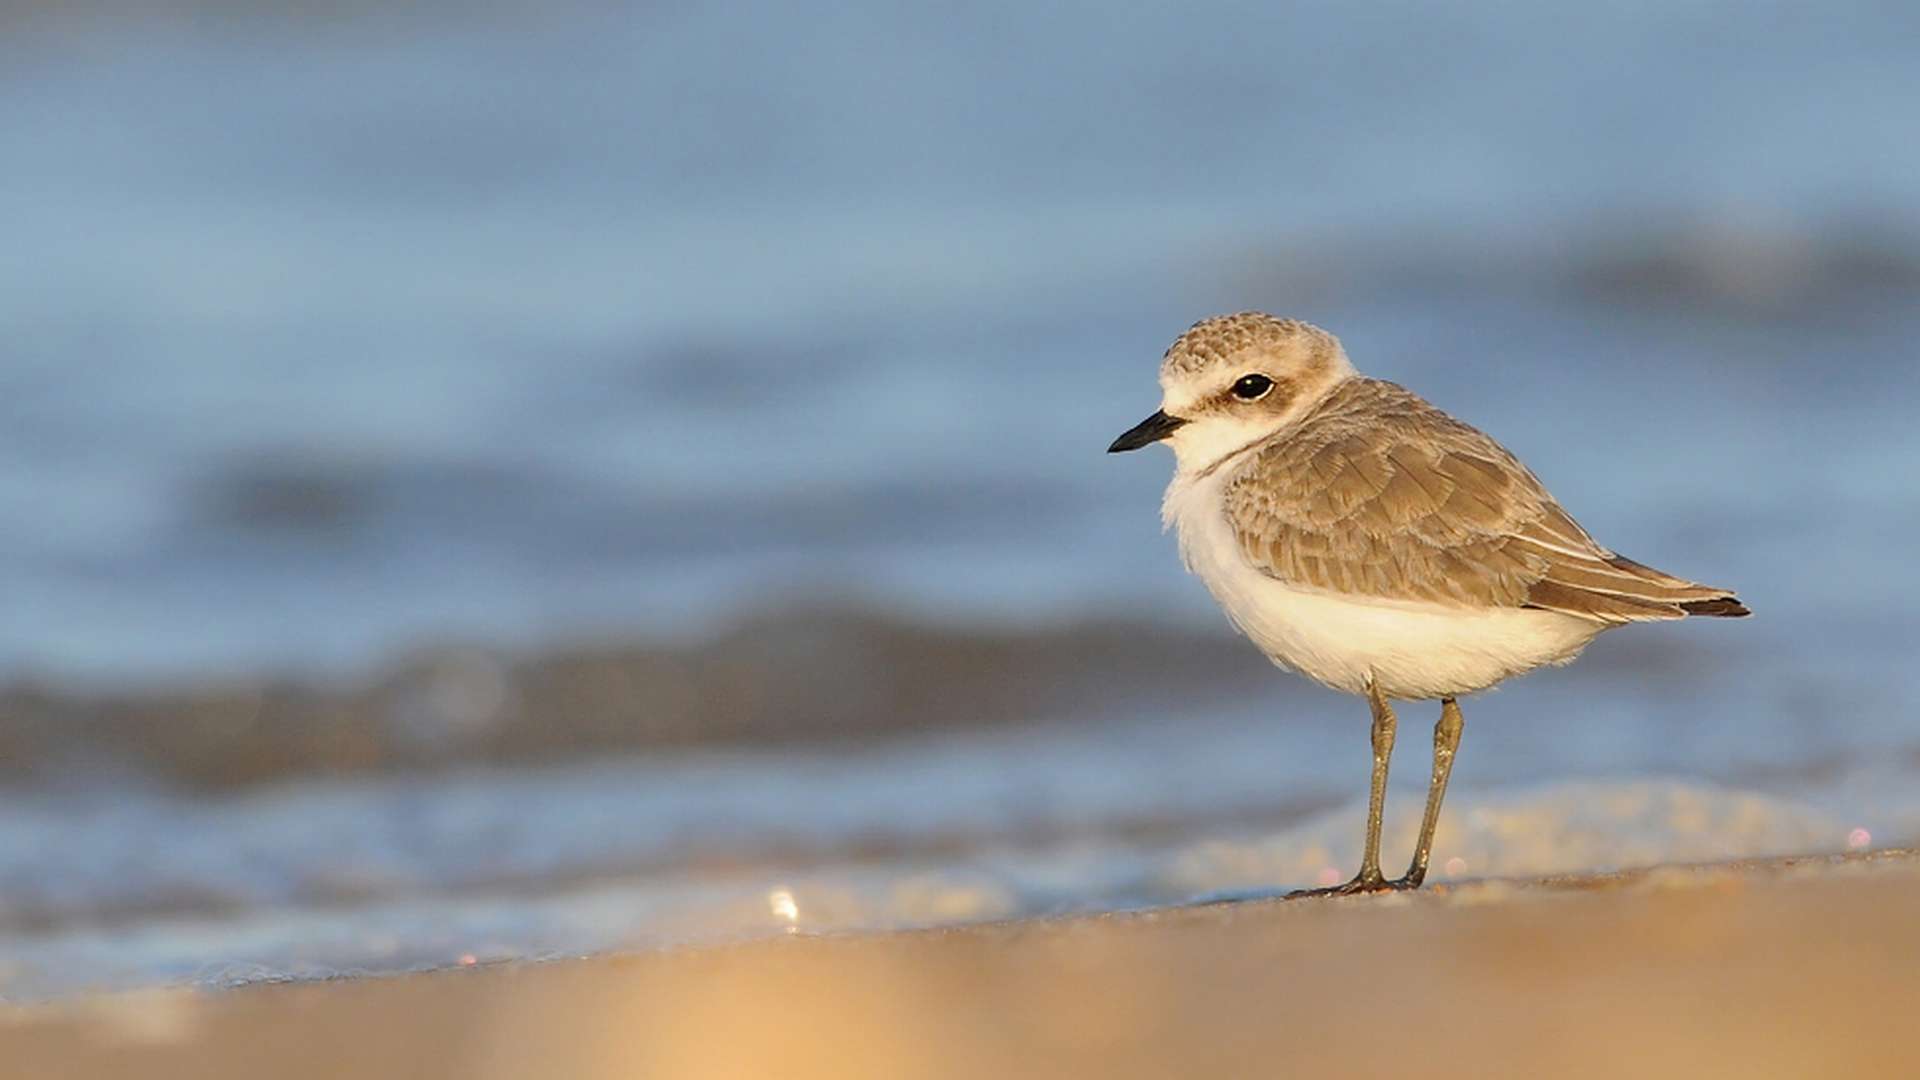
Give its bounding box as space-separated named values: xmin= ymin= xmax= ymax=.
xmin=1222 ymin=379 xmax=1747 ymax=623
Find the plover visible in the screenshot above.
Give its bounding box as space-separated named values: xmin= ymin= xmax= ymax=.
xmin=1109 ymin=313 xmax=1747 ymax=895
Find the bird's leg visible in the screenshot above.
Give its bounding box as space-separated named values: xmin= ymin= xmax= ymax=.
xmin=1289 ymin=681 xmax=1397 ymax=897
xmin=1394 ymin=696 xmax=1465 ymax=889
xmin=1356 ymin=682 xmax=1395 ymax=884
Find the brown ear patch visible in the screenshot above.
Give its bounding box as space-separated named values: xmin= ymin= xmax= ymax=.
xmin=1298 ymin=334 xmax=1338 ymax=380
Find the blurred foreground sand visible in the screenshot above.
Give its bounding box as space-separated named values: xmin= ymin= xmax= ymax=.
xmin=7 ymin=850 xmax=1915 ymax=1079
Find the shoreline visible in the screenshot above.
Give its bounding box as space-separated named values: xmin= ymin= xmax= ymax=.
xmin=11 ymin=848 xmax=1916 ymax=1078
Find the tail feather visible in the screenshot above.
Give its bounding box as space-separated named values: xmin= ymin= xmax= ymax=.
xmin=1606 ymin=554 xmax=1748 ymax=618
xmin=1679 ymin=595 xmax=1751 ymax=618
xmin=1524 ymin=550 xmax=1750 ymax=622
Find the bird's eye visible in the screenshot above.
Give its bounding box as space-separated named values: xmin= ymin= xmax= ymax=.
xmin=1231 ymin=374 xmax=1274 ymax=400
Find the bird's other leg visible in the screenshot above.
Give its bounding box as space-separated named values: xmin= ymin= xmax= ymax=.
xmin=1289 ymin=680 xmax=1397 ymax=898
xmin=1395 ymin=696 xmax=1465 ymax=889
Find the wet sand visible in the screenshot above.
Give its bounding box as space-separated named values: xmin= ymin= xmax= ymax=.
xmin=8 ymin=849 xmax=1915 ymax=1079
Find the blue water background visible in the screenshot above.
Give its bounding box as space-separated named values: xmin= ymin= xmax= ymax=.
xmin=1 ymin=2 xmax=1917 ymax=998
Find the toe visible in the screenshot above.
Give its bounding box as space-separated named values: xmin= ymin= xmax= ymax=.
xmin=1288 ymin=871 xmax=1396 ymax=899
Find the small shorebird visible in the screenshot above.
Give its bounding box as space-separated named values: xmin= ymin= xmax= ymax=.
xmin=1109 ymin=313 xmax=1747 ymax=895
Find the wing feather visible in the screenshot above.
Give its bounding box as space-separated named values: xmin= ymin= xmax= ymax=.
xmin=1222 ymin=379 xmax=1747 ymax=624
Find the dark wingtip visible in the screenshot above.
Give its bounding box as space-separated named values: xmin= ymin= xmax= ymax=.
xmin=1680 ymin=596 xmax=1751 ymax=617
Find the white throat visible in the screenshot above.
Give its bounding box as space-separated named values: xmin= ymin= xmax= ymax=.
xmin=1163 ymin=416 xmax=1285 ymax=479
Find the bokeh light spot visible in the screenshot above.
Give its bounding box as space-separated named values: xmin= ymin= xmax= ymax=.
xmin=769 ymin=887 xmax=800 ymax=926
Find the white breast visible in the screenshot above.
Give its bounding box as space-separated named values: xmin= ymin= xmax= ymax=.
xmin=1162 ymin=465 xmax=1606 ymax=700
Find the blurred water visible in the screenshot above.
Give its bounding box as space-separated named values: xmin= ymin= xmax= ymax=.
xmin=2 ymin=3 xmax=1919 ymax=998
xmin=2 ymin=722 xmax=1913 ymax=1001
xmin=5 ymin=1 xmax=1919 ymax=679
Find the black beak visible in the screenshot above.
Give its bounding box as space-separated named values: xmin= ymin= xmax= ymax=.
xmin=1107 ymin=410 xmax=1187 ymax=453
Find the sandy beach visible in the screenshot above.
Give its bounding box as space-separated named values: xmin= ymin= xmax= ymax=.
xmin=9 ymin=849 xmax=1914 ymax=1079
xmin=8 ymin=7 xmax=1920 ymax=1078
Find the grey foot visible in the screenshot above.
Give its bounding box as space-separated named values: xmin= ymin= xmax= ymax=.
xmin=1286 ymin=870 xmax=1423 ymax=899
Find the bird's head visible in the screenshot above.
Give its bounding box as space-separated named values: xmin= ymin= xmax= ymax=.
xmin=1108 ymin=312 xmax=1354 ymax=474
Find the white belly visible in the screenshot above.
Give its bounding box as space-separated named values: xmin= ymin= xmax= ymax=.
xmin=1163 ymin=468 xmax=1605 ymax=700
